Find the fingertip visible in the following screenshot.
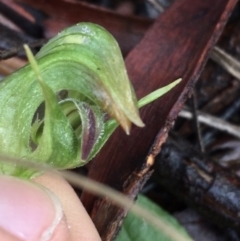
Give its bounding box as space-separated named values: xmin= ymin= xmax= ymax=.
xmin=34 ymin=172 xmax=101 ymax=241
xmin=48 ymin=215 xmax=70 ymax=241
xmin=0 ymin=227 xmax=23 ymax=241
xmin=0 ymin=175 xmax=69 ymax=241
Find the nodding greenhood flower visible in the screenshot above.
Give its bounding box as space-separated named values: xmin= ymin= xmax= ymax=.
xmin=0 ymin=23 xmax=181 ymax=178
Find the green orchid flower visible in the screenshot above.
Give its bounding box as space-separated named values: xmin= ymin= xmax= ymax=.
xmin=0 ymin=23 xmax=181 ymax=178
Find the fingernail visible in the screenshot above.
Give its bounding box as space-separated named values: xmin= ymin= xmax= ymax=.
xmin=0 ymin=175 xmax=63 ymax=241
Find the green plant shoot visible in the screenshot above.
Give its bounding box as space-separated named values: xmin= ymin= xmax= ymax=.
xmin=0 ymin=23 xmax=181 ymax=178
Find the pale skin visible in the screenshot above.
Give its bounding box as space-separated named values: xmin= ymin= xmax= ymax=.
xmin=0 ymin=172 xmax=101 ymax=241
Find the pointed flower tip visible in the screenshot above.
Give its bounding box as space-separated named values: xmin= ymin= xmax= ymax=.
xmin=135 ymin=119 xmax=145 ymax=128
xmin=122 ymin=124 xmax=131 ymax=135
xmin=131 ymin=115 xmax=145 ymax=128
xmin=120 ymin=117 xmax=145 ymax=135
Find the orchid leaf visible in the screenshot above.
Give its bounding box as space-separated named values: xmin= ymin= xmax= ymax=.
xmin=116 ymin=195 xmax=192 ymax=241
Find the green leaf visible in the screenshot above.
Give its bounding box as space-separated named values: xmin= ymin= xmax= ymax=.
xmin=138 ymin=78 xmax=182 ymax=108
xmin=116 ymin=195 xmax=192 ymax=241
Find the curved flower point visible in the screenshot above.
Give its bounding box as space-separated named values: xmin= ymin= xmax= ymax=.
xmin=36 ymin=23 xmax=144 ymax=133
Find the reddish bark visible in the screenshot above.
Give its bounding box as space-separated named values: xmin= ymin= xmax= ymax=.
xmin=80 ymin=0 xmax=237 ymax=240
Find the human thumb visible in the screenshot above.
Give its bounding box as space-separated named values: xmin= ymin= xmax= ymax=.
xmin=0 ymin=175 xmax=69 ymax=241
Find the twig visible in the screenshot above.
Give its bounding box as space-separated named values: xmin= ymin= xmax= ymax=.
xmin=191 ymin=90 xmax=205 ymax=153
xmin=0 ymin=39 xmax=47 ymax=61
xmin=179 ymin=108 xmax=240 ymax=139
xmin=146 ymin=0 xmax=165 ymax=13
xmin=155 ymin=135 xmax=240 ymax=231
xmin=202 ymin=97 xmax=240 ymax=145
xmin=210 ymin=46 xmax=240 ymax=81
xmin=0 ymin=57 xmax=27 ymax=75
